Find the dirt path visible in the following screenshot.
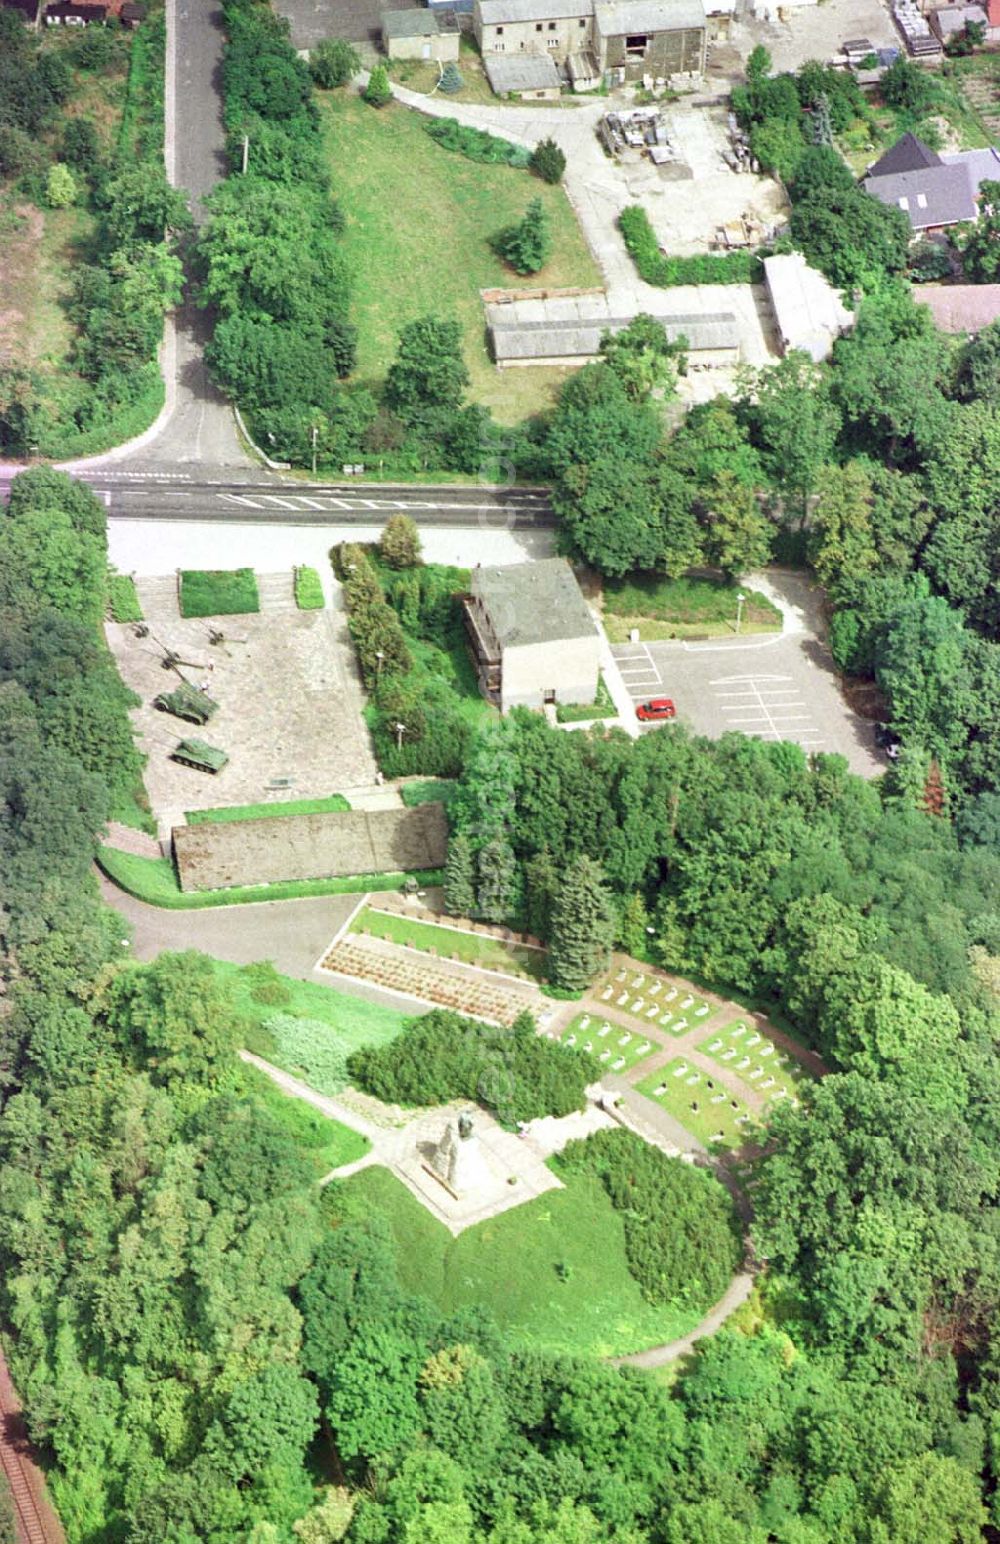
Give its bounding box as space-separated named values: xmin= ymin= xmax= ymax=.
xmin=613 ymin=1271 xmax=755 ymax=1369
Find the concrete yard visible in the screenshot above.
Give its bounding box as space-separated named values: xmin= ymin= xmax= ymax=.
xmin=732 ymin=0 xmax=900 ymax=75
xmin=106 ymin=576 xmax=377 ymax=833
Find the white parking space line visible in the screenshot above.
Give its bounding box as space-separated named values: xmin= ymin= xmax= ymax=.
xmin=708 ymin=673 xmax=823 ymax=744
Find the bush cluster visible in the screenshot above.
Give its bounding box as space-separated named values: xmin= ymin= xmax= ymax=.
xmin=557 ymin=1127 xmax=742 ymax=1308
xmin=335 ymin=544 xmax=412 ymax=688
xmin=618 ymin=205 xmax=762 ymax=286
xmin=424 ymin=115 xmax=531 ymax=168
xmin=107 ymin=573 xmax=144 ymax=624
xmin=179 ymin=567 xmax=260 ymax=618
xmin=264 ymin=1012 xmax=349 ymax=1094
xmin=347 ymin=1008 xmax=595 ymax=1123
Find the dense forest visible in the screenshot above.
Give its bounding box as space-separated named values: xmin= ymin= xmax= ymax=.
xmin=2 ymin=467 xmax=999 ymax=1539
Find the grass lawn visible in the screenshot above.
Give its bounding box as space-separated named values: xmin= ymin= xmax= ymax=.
xmin=186 ymin=794 xmax=350 ymax=824
xmin=319 ymin=92 xmax=599 ymax=424
xmin=356 ymin=906 xmax=548 ymax=983
xmin=215 ymin=957 xmax=406 ymax=1062
xmin=295 ymin=566 xmax=325 ymax=610
xmin=550 ymin=1012 xmax=659 ymax=1074
xmin=97 ymin=845 xmax=443 ymax=908
xmin=242 ymin=1062 xmax=370 ymax=1175
xmin=554 ymin=674 xmax=617 ymax=723
xmin=594 ymin=967 xmax=717 ymax=1036
xmin=333 ymin=1164 xmax=703 ymax=1358
xmin=179 ymin=568 xmax=260 ymax=619
xmin=603 ymin=575 xmax=782 ymax=643
xmin=636 ymin=1061 xmax=761 ymax=1151
xmin=108 ymin=573 xmax=144 ymax=623
xmin=697 ymin=1018 xmax=809 ymax=1111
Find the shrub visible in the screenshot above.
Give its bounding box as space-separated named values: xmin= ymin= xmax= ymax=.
xmin=557 ymin=1128 xmax=742 ymax=1308
xmin=46 ymin=162 xmax=77 ymax=209
xmin=264 ymin=1013 xmax=350 ymax=1095
xmin=347 ymin=1008 xmax=595 ymax=1123
xmin=309 ymin=38 xmax=360 ymax=89
xmin=438 ymin=62 xmax=464 ymax=95
xmin=295 ymin=565 xmax=325 ymax=609
xmin=179 ymin=567 xmax=260 ymax=618
xmin=364 ymin=64 xmax=392 ymax=108
xmin=492 ymin=197 xmax=552 ymax=276
xmin=380 ymin=513 xmax=422 ymax=569
xmin=108 ymin=573 xmax=144 ymax=623
xmin=530 ymin=137 xmax=565 ymax=184
xmin=241 ymin=960 xmax=293 ymax=1007
xmin=618 ymin=205 xmax=763 ymax=285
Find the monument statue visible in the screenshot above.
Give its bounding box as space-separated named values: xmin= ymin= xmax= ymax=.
xmin=426 ymin=1113 xmax=492 ymax=1198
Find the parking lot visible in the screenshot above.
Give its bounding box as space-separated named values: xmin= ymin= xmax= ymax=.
xmin=612 ymin=633 xmax=883 ymax=777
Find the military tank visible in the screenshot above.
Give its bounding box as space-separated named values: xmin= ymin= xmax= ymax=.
xmin=170 ymin=739 xmax=229 ymax=774
xmin=153 ymin=681 xmax=219 ymax=725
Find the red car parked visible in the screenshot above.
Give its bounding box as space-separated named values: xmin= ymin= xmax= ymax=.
xmin=636 ymin=698 xmax=676 ymax=722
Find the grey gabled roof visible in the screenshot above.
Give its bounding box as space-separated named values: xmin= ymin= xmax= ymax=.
xmin=867 ymin=132 xmax=941 ymax=179
xmin=863 ymin=162 xmax=976 ymax=230
xmin=382 ymin=7 xmax=440 ymax=33
xmin=594 ymin=0 xmax=705 ymax=34
xmin=471 ymin=559 xmax=597 ymax=648
xmin=477 ymin=0 xmax=591 ymax=21
xmin=484 ymin=51 xmax=562 ymax=90
xmin=490 ymin=311 xmax=738 ymax=360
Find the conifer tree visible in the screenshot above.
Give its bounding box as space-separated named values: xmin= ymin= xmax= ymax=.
xmin=443 ymin=833 xmax=476 ymax=917
xmin=549 ymin=856 xmax=615 ymax=991
xmin=477 ymin=836 xmax=517 ymax=923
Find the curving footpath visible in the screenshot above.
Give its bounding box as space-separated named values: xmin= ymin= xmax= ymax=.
xmin=0 ymin=1352 xmax=65 ymax=1544
xmin=613 ymin=1271 xmax=755 ymax=1370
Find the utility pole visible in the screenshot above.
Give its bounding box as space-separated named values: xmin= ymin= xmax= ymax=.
xmin=311 ymin=424 xmax=318 ymax=476
xmin=241 ymin=134 xmax=249 ymax=175
xmin=375 ymin=649 xmax=385 ymax=678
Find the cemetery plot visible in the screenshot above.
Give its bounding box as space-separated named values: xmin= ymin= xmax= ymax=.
xmin=319 ymin=936 xmax=538 ymax=1026
xmin=697 ymin=1020 xmax=808 ymax=1109
xmin=594 ymin=967 xmax=716 ymax=1036
xmin=358 ymin=907 xmax=547 ymax=983
xmin=549 ymin=1013 xmax=659 ymax=1075
xmin=636 ymin=1061 xmax=762 ymax=1150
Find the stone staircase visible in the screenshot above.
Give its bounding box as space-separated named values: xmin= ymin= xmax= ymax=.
xmin=255 ymin=571 xmax=298 ymax=614
xmin=134 ymin=574 xmax=180 ymax=619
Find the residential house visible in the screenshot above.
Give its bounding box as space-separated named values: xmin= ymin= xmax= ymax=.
xmin=462 ymin=558 xmax=600 ymax=713
xmin=863 ymin=131 xmax=978 ymax=233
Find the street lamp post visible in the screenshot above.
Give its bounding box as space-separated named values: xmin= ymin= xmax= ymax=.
xmin=395 ymin=721 xmax=406 ymax=750
xmin=735 ymin=592 xmax=746 ymax=635
xmin=375 ymin=649 xmax=385 ymax=678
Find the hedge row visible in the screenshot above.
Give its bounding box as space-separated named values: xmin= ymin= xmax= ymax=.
xmin=425 ymin=116 xmax=531 ymax=169
xmin=618 ymin=205 xmax=763 ymax=286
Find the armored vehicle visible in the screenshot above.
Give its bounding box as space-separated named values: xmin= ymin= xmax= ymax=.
xmin=170 ymin=739 xmax=229 ymax=774
xmin=153 ymin=681 xmax=218 ymax=725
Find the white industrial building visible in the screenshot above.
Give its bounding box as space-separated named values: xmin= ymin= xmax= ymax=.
xmin=763 ymin=253 xmax=854 ymax=363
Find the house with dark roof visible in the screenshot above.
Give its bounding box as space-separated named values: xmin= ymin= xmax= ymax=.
xmin=863 ymin=133 xmax=978 ymax=233
xmin=462 ymin=558 xmax=600 ymax=713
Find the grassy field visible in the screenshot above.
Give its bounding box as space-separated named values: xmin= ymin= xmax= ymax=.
xmin=399 ymin=778 xmax=458 ymax=811
xmin=186 ymin=794 xmax=351 ymax=824
xmin=697 ymin=1019 xmax=809 ymax=1110
xmin=356 ymin=906 xmax=547 ymax=982
xmin=550 ymin=1012 xmax=660 ymax=1074
xmin=97 ymin=845 xmax=443 ymax=908
xmin=319 ymin=92 xmax=600 ymax=424
xmin=242 ymin=1062 xmax=370 ymax=1175
xmin=333 ymin=1164 xmax=703 ymax=1358
xmin=215 ymin=957 xmax=406 ymax=1060
xmin=179 ymin=569 xmax=260 ymax=619
xmin=636 ymin=1061 xmax=760 ymax=1151
xmin=603 ymin=575 xmax=782 ymax=643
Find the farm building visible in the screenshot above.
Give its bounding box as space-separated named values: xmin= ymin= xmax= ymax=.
xmin=381 ymin=8 xmax=460 ymax=58
xmin=473 ymin=0 xmax=707 ymax=89
xmin=483 ymin=50 xmax=563 ymax=94
xmin=485 ymin=292 xmax=740 ymax=368
xmin=463 ymin=559 xmax=600 ymax=714
xmin=763 ymin=253 xmax=854 ymax=363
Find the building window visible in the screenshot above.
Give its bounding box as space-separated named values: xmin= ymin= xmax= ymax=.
xmin=536 ymin=20 xmax=542 ymax=28
xmin=916 ymin=192 xmax=928 ymax=209
xmin=495 ymin=24 xmax=503 ymax=33
xmin=898 ymin=195 xmax=909 ymax=210
xmin=625 ymin=32 xmax=649 ymax=53
xmin=548 ymin=18 xmax=556 ymax=26
xmin=543 ymin=688 xmax=557 ymax=704
xmin=578 ymin=16 xmax=586 ymax=23
xmin=547 ymin=35 xmax=558 ymax=44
